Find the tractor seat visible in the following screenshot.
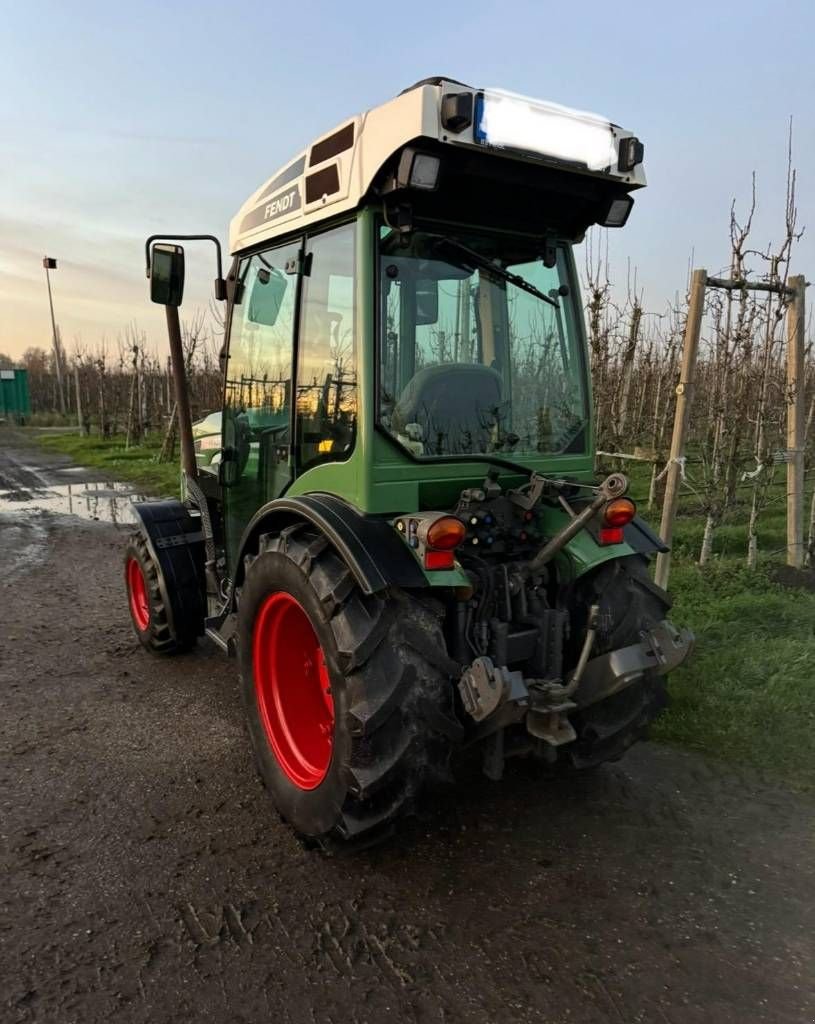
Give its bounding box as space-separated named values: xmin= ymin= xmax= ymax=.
xmin=391 ymin=363 xmax=503 ymax=455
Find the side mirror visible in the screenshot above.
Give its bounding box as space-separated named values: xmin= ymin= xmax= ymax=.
xmin=415 ymin=279 xmax=438 ymax=326
xmin=219 ymin=409 xmax=251 ymax=486
xmin=247 ymin=266 xmax=288 ymax=327
xmin=218 ymin=447 xmax=240 ymax=488
xmin=150 ymin=243 xmax=185 ymax=306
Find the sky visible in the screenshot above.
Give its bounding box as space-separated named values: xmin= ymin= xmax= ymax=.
xmin=1 ymin=0 xmax=813 ymax=360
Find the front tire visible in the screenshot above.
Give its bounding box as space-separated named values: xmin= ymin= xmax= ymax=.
xmin=124 ymin=532 xmax=196 ymax=654
xmin=238 ymin=525 xmax=460 ymax=850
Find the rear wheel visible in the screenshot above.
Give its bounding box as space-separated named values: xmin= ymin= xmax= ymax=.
xmin=565 ymin=555 xmax=670 ymax=769
xmin=124 ymin=532 xmax=195 ymax=654
xmin=253 ymin=591 xmax=335 ymax=790
xmin=238 ymin=525 xmax=460 ymax=850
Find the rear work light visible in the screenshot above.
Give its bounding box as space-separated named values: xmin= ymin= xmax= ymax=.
xmin=600 ymin=195 xmax=634 ymax=228
xmin=392 ymin=148 xmax=441 ymax=191
xmin=598 ymin=497 xmax=637 ymax=545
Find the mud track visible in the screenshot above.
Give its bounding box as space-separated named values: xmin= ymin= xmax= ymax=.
xmin=1 ymin=434 xmax=813 ymax=1023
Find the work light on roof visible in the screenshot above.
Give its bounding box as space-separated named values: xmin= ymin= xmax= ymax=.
xmin=395 ymin=148 xmax=441 ymax=191
xmin=601 ymin=196 xmax=634 ymax=228
xmin=474 ymin=89 xmax=619 ymax=172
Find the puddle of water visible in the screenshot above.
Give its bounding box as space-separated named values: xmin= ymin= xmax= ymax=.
xmin=0 ymin=481 xmax=147 ymax=524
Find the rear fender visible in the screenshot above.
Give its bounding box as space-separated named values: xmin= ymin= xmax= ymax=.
xmin=131 ymin=500 xmax=206 ymax=637
xmin=232 ymin=493 xmax=466 ymax=600
xmin=540 ymin=506 xmax=667 ymax=582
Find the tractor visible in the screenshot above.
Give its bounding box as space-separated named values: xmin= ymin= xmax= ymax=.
xmin=125 ymin=78 xmax=693 ymax=850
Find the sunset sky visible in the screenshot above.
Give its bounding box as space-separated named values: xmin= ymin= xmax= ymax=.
xmin=1 ymin=0 xmax=813 ymax=361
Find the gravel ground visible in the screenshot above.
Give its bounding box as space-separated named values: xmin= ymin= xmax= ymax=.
xmin=1 ymin=434 xmax=814 ymax=1024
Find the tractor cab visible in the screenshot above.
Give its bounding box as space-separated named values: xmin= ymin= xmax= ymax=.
xmin=215 ymin=78 xmax=646 ymax=569
xmin=128 ymin=79 xmax=692 ymax=851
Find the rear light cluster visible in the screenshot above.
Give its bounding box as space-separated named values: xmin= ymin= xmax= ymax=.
xmin=196 ymin=435 xmax=221 ymax=451
xmin=425 ymin=549 xmax=456 ymax=570
xmin=395 ymin=513 xmax=466 ymax=571
xmin=598 ymin=497 xmax=636 ymax=545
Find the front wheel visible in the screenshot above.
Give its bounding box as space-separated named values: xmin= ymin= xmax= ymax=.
xmin=124 ymin=532 xmax=195 ymax=654
xmin=238 ymin=525 xmax=461 ymax=850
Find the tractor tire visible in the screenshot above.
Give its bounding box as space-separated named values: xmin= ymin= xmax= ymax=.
xmin=124 ymin=532 xmax=196 ymax=655
xmin=237 ymin=524 xmax=460 ymax=851
xmin=565 ymin=555 xmax=671 ymax=770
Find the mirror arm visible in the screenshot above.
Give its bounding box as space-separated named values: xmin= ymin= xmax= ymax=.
xmin=145 ymin=233 xmax=227 ymax=300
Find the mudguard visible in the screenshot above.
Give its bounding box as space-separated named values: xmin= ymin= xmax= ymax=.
xmin=542 ymin=507 xmax=668 ymax=581
xmin=234 ymin=493 xmax=431 ymax=596
xmin=131 ymin=500 xmax=206 ymax=638
xmin=624 ymin=515 xmax=670 ymax=556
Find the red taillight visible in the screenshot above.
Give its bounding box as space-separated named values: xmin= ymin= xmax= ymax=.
xmin=598 ymin=525 xmax=625 ymax=545
xmin=603 ymin=497 xmax=636 ymax=528
xmin=424 ymin=549 xmax=455 ymax=570
xmin=426 ymin=516 xmax=466 ymax=550
xmin=420 ymin=515 xmax=466 ymax=570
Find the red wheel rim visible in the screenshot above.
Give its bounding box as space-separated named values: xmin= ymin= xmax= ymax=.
xmin=126 ymin=557 xmax=150 ymax=632
xmin=252 ymin=592 xmax=335 ymax=790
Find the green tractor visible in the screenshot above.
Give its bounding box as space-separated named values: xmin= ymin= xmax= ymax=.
xmin=125 ymin=78 xmax=693 ymax=849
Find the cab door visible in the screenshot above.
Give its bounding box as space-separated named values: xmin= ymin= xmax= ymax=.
xmin=221 ymin=238 xmax=302 ymax=572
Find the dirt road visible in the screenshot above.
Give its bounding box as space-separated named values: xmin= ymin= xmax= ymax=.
xmin=1 ymin=434 xmax=813 ymax=1023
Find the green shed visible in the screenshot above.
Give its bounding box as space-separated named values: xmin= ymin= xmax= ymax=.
xmin=0 ymin=369 xmax=31 ymax=421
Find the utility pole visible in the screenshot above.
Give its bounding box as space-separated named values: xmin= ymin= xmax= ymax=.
xmin=43 ymin=257 xmax=66 ymax=415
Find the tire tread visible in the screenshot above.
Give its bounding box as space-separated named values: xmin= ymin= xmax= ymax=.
xmin=251 ymin=528 xmax=456 ymax=848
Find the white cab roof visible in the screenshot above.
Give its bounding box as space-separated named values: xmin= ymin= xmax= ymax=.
xmin=229 ymin=78 xmax=646 ymax=255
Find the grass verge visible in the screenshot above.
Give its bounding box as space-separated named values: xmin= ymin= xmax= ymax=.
xmin=605 ymin=458 xmax=815 ymax=790
xmin=33 ymin=430 xmax=181 ymax=497
xmin=652 ymin=562 xmax=815 ymax=790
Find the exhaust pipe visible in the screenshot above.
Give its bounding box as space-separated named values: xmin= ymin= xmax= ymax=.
xmin=166 ymin=305 xmax=198 ymax=483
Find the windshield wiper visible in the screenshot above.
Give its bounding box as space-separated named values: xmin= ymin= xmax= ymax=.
xmin=432 ymin=237 xmax=560 ymax=309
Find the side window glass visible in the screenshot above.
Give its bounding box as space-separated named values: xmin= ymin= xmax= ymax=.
xmin=504 ymin=255 xmax=587 ymax=452
xmin=227 ymin=245 xmax=300 ymax=428
xmin=296 ymin=223 xmax=357 ymax=469
xmin=221 ymin=239 xmax=301 ymax=569
xmin=223 ymin=241 xmax=301 ymax=480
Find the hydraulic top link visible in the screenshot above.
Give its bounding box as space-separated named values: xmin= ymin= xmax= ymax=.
xmin=522 ymin=472 xmax=628 ymax=577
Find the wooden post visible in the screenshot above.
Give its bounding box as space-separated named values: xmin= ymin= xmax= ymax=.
xmin=74 ymin=365 xmax=86 ymax=436
xmin=786 ymin=275 xmax=806 ymax=568
xmin=655 ymin=269 xmax=707 ymax=590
